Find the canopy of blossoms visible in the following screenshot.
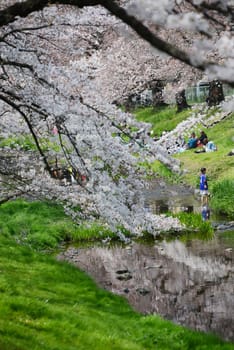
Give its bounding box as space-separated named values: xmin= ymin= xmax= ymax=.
xmin=0 ymin=1 xmax=233 ymax=237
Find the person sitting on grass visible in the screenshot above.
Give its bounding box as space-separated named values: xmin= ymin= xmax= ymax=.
xmin=197 ymin=130 xmax=208 ymax=146
xmin=187 ymin=132 xmax=198 ymax=149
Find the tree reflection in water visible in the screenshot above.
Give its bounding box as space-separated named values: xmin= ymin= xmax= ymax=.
xmin=58 ymin=235 xmax=234 ymax=341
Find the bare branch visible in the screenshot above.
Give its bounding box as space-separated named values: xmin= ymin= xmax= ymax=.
xmin=0 ymin=57 xmax=34 ymax=71
xmin=0 ymin=0 xmax=100 ymax=27
xmin=185 ymin=0 xmax=229 ymax=29
xmin=0 ymin=24 xmax=53 ymax=41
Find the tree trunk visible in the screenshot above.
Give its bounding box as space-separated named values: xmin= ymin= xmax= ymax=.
xmin=150 ymin=81 xmax=167 ymax=108
xmin=175 ymin=89 xmax=190 ymax=112
xmin=206 ymin=80 xmax=225 ymax=107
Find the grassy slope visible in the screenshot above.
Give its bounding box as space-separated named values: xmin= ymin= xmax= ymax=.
xmin=0 ymin=200 xmax=115 ymax=249
xmin=0 ymin=237 xmax=233 ymax=350
xmin=135 ymin=106 xmax=191 ymax=138
xmin=174 ymin=112 xmax=234 ymax=186
xmin=0 ymin=201 xmax=233 ymax=349
xmin=135 ymin=105 xmax=234 ymax=185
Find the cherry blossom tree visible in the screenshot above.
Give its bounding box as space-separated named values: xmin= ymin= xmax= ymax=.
xmin=0 ymin=0 xmax=233 ymax=237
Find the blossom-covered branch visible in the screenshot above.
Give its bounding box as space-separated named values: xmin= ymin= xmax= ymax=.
xmin=1 ymin=0 xmax=233 ymax=85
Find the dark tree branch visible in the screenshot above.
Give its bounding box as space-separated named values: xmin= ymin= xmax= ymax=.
xmin=0 ymin=57 xmax=34 ymax=71
xmin=185 ymin=0 xmax=228 ymax=29
xmin=0 ymin=0 xmax=100 ymax=27
xmin=187 ymin=0 xmax=233 ymax=16
xmin=0 ymin=88 xmax=48 ymax=120
xmin=61 ymin=124 xmax=91 ymax=177
xmin=0 ymin=24 xmax=53 ymax=41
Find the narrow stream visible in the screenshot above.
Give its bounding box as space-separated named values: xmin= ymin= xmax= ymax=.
xmin=58 ymin=182 xmax=234 ymax=342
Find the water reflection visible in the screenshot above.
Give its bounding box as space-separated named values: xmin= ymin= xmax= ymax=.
xmin=201 ymin=205 xmax=211 ymax=221
xmin=144 ymin=182 xmax=229 ymax=224
xmin=145 ymin=199 xmax=196 ymax=215
xmin=58 ymin=237 xmax=234 ymax=341
xmin=144 ymin=181 xmax=200 ymax=215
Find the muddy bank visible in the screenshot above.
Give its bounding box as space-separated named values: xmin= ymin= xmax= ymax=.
xmin=58 ymin=236 xmax=234 ymax=342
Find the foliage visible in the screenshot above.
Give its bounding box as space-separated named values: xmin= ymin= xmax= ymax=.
xmin=1 ymin=0 xmax=234 ymax=238
xmin=0 ymin=3 xmax=234 ymax=349
xmin=138 ymin=159 xmax=182 ymax=186
xmin=0 ymin=135 xmax=37 ymax=151
xmin=147 ymin=160 xmax=182 ymax=183
xmin=174 ymin=212 xmax=213 ymax=237
xmin=0 ymin=236 xmax=233 ymax=350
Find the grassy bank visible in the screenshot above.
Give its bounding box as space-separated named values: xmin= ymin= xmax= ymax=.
xmin=0 ymin=200 xmax=114 ymax=250
xmin=135 ymin=106 xmax=191 ymax=138
xmin=135 ymin=105 xmax=234 ymax=218
xmin=1 ymin=237 xmax=232 ymax=350
xmin=0 ymin=200 xmax=233 ymax=349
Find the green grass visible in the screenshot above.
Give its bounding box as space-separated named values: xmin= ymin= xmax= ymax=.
xmin=0 ymin=236 xmax=233 ymax=350
xmin=0 ymin=135 xmax=60 ymax=152
xmin=0 ymin=200 xmax=114 ymax=250
xmin=210 ymin=179 xmax=234 ymax=218
xmin=0 ymin=200 xmax=233 ymax=349
xmin=174 ymin=212 xmax=214 ymax=238
xmin=174 ymin=112 xmax=234 ymax=185
xmin=134 ymin=106 xmax=191 ymax=138
xmin=141 ymin=159 xmax=182 ymax=183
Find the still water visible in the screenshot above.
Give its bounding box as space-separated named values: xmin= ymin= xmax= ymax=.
xmin=144 ymin=181 xmax=202 ymax=215
xmin=59 ymin=233 xmax=234 ymax=342
xmin=58 ymin=182 xmax=234 ymax=341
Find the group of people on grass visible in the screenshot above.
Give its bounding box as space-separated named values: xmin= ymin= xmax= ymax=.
xmin=186 ymin=130 xmax=217 ymax=153
xmin=187 ymin=130 xmax=208 ymax=149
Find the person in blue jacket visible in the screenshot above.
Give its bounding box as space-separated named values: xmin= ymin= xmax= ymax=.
xmin=199 ymin=167 xmax=209 ymax=205
xmin=187 ymin=132 xmax=198 ymax=149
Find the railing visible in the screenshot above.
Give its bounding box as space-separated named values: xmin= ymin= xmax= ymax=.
xmin=185 ymin=84 xmax=234 ymax=104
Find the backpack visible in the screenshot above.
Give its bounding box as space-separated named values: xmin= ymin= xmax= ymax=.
xmin=205 ymin=141 xmax=217 ymax=152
